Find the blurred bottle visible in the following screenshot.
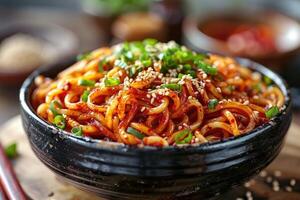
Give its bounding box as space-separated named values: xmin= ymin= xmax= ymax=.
xmin=150 ymin=0 xmax=184 ymax=43
xmin=80 ymin=0 xmax=151 ymax=41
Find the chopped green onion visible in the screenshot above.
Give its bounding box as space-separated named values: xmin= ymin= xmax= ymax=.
xmin=115 ymin=59 xmax=127 ymax=68
xmin=178 ymin=73 xmax=184 ymax=79
xmin=175 ymin=129 xmax=192 ymax=144
xmin=143 ymin=38 xmax=158 ymax=46
xmin=183 ymin=64 xmax=192 ymax=71
xmin=263 ymin=76 xmax=273 ymax=86
xmin=265 ymin=106 xmax=280 ymax=119
xmin=54 ymin=115 xmax=66 ymax=130
xmin=76 ymin=52 xmax=90 ymax=61
xmin=50 ymin=100 xmax=62 ymax=116
xmin=98 ymin=59 xmax=107 ymax=72
xmin=161 ymin=83 xmax=182 ymax=91
xmin=129 ymin=66 xmax=136 ymax=77
xmin=81 ymin=90 xmax=90 ymax=102
xmin=124 ymin=51 xmax=134 ymax=61
xmin=208 ymin=99 xmax=218 ymax=110
xmin=227 ymin=85 xmax=235 ymax=92
xmin=4 ymin=142 xmax=17 ymax=159
xmin=252 ymin=83 xmax=262 ymax=93
xmin=104 ymin=77 xmax=120 ymax=87
xmin=142 ymin=59 xmax=152 ymax=67
xmin=78 ymin=79 xmax=95 ymax=87
xmin=71 ymin=127 xmax=83 ymax=136
xmin=196 ymin=61 xmax=218 ymax=75
xmin=127 ymin=127 xmax=145 ymax=139
xmin=186 ymin=70 xmax=196 ymax=78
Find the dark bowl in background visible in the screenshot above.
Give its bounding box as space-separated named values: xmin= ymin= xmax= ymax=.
xmin=183 ymin=10 xmax=300 ymax=71
xmin=20 ymin=57 xmax=292 ymax=199
xmin=0 ymin=22 xmax=78 ymax=86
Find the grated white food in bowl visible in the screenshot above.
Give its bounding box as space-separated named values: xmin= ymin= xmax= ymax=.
xmin=0 ymin=34 xmax=48 ymax=73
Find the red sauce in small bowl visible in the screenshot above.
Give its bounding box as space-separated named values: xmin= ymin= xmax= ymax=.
xmin=199 ymin=17 xmax=278 ymax=57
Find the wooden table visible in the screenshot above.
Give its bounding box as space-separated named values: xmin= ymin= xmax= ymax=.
xmin=0 ymin=115 xmax=299 ymax=200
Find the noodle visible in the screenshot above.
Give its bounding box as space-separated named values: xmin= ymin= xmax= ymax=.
xmin=32 ymin=40 xmax=284 ymax=147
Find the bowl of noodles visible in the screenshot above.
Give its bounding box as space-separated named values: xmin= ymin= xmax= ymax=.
xmin=20 ymin=40 xmax=292 ymax=199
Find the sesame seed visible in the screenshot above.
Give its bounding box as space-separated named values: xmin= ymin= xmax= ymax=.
xmin=273 ymin=185 xmax=280 ymax=192
xmin=259 ymin=170 xmax=267 ymax=177
xmin=141 ymin=107 xmax=146 ymax=112
xmin=274 ymin=170 xmax=282 ymax=177
xmin=216 ymin=87 xmax=221 ymax=93
xmin=266 ymin=176 xmax=272 ymax=183
xmin=272 ymin=180 xmax=279 ymax=187
xmin=246 ymin=191 xmax=252 ymax=198
xmin=243 ymin=100 xmax=250 ymax=105
xmin=150 ymin=98 xmax=155 ymax=104
xmin=290 ymin=179 xmax=296 ymax=186
xmin=244 ymin=182 xmax=251 ymax=188
xmin=285 ymin=186 xmax=293 ymax=192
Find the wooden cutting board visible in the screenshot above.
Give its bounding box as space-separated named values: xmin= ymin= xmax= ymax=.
xmin=0 ymin=115 xmax=300 ymax=200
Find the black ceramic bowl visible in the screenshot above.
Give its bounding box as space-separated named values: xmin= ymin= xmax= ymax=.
xmin=20 ymin=58 xmax=292 ymax=199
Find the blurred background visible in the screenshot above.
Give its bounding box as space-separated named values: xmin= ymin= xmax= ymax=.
xmin=0 ymin=0 xmax=300 ymax=125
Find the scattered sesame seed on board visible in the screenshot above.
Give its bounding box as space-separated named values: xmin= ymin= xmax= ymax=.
xmin=290 ymin=179 xmax=296 ymax=186
xmin=274 ymin=170 xmax=282 ymax=177
xmin=259 ymin=170 xmax=267 ymax=177
xmin=285 ymin=186 xmax=293 ymax=192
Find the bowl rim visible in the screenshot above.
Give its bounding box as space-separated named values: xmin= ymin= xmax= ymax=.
xmin=20 ymin=56 xmax=291 ymax=152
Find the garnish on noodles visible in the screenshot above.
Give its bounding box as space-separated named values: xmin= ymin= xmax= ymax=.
xmin=32 ymin=40 xmax=284 ymax=147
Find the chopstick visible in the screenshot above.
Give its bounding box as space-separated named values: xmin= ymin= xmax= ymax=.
xmin=0 ymin=143 xmax=27 ymax=200
xmin=0 ymin=182 xmax=7 ymax=200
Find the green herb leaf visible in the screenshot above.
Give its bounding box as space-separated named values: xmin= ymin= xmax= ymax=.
xmin=81 ymin=90 xmax=90 ymax=102
xmin=265 ymin=106 xmax=280 ymax=119
xmin=76 ymin=52 xmax=90 ymax=61
xmin=4 ymin=142 xmax=18 ymax=159
xmin=78 ymin=79 xmax=95 ymax=87
xmin=161 ymin=83 xmax=182 ymax=91
xmin=208 ymin=99 xmax=218 ymax=110
xmin=71 ymin=127 xmax=83 ymax=136
xmin=104 ymin=77 xmax=120 ymax=87
xmin=175 ymin=129 xmax=192 ymax=144
xmin=54 ymin=115 xmax=66 ymax=130
xmin=127 ymin=127 xmax=145 ymax=139
xmin=50 ymin=100 xmax=62 ymax=116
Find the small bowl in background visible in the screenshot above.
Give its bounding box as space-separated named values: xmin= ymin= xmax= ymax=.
xmin=183 ymin=10 xmax=300 ymax=71
xmin=0 ymin=22 xmax=78 ymax=86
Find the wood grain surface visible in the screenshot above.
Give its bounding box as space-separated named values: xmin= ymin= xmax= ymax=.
xmin=0 ymin=115 xmax=299 ymax=200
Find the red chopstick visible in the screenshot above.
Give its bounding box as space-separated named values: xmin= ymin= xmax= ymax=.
xmin=0 ymin=182 xmax=7 ymax=200
xmin=0 ymin=144 xmax=27 ymax=200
